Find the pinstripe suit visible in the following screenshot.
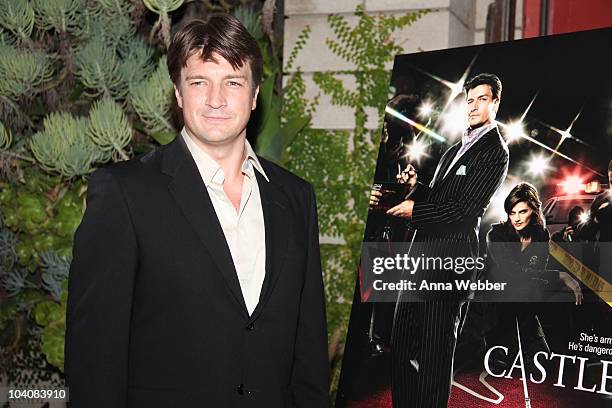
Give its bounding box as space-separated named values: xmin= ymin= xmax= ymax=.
xmin=391 ymin=127 xmax=509 ymax=407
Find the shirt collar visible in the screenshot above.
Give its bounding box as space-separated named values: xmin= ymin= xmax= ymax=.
xmin=243 ymin=137 xmax=269 ymax=182
xmin=181 ymin=128 xmax=270 ymax=186
xmin=463 ymin=122 xmax=497 ymax=145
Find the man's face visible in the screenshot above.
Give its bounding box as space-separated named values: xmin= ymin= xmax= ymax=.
xmin=174 ymin=53 xmax=258 ymax=148
xmin=466 ymin=84 xmax=499 ymax=129
xmin=569 ymin=213 xmax=582 ymax=228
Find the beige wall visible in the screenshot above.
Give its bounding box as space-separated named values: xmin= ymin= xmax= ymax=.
xmin=283 ymin=0 xmax=523 ymax=130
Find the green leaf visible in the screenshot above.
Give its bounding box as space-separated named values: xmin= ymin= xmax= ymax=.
xmin=149 ymin=131 xmax=176 ymax=145
xmin=130 ymin=56 xmax=176 ymax=138
xmin=277 ymin=116 xmax=310 ymax=163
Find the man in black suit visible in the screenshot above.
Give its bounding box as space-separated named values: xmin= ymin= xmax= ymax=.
xmin=65 ymin=15 xmax=329 ymax=408
xmin=579 ymin=159 xmax=612 ymax=243
xmin=578 ymin=159 xmax=612 ymax=283
xmin=371 ymin=73 xmax=509 ymax=407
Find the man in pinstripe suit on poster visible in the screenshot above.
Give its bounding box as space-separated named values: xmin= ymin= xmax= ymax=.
xmin=373 ymin=73 xmax=509 ymax=407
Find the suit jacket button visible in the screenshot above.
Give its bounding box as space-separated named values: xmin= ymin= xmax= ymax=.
xmin=237 ymin=384 xmax=244 ymax=395
xmin=246 ymin=323 xmax=255 ymax=331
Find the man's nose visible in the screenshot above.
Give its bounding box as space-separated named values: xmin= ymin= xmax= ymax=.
xmin=206 ymin=83 xmax=226 ymax=108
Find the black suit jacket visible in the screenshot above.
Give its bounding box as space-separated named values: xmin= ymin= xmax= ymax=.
xmin=408 ymin=127 xmax=509 ymax=299
xmin=65 ymin=136 xmax=330 ymax=407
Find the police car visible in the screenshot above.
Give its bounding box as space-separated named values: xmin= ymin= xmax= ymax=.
xmin=543 ymin=178 xmax=607 ymax=236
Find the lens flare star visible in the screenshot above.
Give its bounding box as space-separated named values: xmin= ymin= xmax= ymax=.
xmin=504 ymin=121 xmax=527 ymax=143
xmin=440 ymin=102 xmax=467 ymax=137
xmin=403 ymin=138 xmax=430 ymax=164
xmin=525 ymin=154 xmax=550 ymax=177
xmin=579 ymin=211 xmax=590 ymax=224
xmin=559 ymin=176 xmax=586 ymax=195
xmin=408 ymin=54 xmax=478 ymax=111
xmin=498 ymin=92 xmax=538 ymax=144
xmin=418 ymin=101 xmax=434 ymax=118
xmin=385 ymin=106 xmax=446 ymax=143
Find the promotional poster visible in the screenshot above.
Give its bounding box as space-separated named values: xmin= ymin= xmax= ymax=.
xmin=336 ymin=28 xmax=612 ymax=407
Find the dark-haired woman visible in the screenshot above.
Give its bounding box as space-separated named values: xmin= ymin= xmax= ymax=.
xmin=485 ymin=182 xmax=582 ymax=370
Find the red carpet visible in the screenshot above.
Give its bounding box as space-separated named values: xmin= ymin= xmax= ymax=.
xmin=346 ymin=371 xmax=609 ymax=407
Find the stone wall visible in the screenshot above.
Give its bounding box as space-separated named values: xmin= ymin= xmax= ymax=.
xmin=283 ymin=0 xmax=523 ymax=130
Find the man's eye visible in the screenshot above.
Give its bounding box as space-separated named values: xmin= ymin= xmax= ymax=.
xmin=190 ymin=81 xmax=205 ymax=86
xmin=227 ymin=81 xmax=242 ymax=87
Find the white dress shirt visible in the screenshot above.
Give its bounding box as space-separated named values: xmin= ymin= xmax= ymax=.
xmin=181 ymin=129 xmax=269 ymax=315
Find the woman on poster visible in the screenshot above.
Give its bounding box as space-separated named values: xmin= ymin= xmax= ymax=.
xmin=485 ymin=182 xmax=582 ymax=369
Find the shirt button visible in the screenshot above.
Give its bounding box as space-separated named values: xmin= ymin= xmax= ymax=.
xmin=237 ymin=384 xmax=244 ymax=395
xmin=246 ymin=323 xmax=255 ymax=331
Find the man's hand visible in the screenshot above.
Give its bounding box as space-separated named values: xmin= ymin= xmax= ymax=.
xmin=559 ymin=272 xmax=583 ymax=305
xmin=562 ymin=226 xmax=575 ymax=242
xmin=387 ymin=199 xmax=414 ymax=219
xmin=396 ymin=164 xmax=418 ymax=188
xmin=369 ymin=190 xmax=382 ymax=207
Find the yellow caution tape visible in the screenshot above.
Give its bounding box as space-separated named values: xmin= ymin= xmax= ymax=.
xmin=549 ymin=240 xmax=612 ymax=305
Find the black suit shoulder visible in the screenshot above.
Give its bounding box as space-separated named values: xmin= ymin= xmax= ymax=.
xmin=258 ymin=156 xmax=314 ymax=195
xmin=481 ymin=127 xmax=509 ymax=156
xmin=93 ymin=145 xmax=164 ymax=180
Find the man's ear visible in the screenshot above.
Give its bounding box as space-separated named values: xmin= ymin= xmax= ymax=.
xmin=174 ymin=84 xmax=183 ymax=109
xmin=492 ymin=98 xmax=500 ymax=115
xmin=251 ymin=85 xmax=259 ymax=111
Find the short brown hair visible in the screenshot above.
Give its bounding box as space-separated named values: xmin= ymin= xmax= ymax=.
xmin=167 ymin=14 xmax=263 ymax=90
xmin=464 ymin=73 xmax=502 ymax=101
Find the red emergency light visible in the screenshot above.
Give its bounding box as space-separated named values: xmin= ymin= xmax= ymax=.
xmin=557 ymin=177 xmax=601 ymax=194
xmin=558 ymin=176 xmax=585 ymax=194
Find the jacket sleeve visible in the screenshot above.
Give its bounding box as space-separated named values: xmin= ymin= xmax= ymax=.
xmin=65 ymin=168 xmax=138 ymax=408
xmin=486 ymin=230 xmax=527 ymax=284
xmin=290 ymin=184 xmax=330 ymax=407
xmin=486 ymin=229 xmax=555 ymax=299
xmin=411 ymin=146 xmax=509 ymax=227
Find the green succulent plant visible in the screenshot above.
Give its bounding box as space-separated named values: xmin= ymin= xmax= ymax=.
xmin=0 ymin=227 xmax=18 ymax=275
xmin=34 ymin=287 xmax=68 ymax=371
xmin=0 ymin=44 xmax=54 ymax=100
xmin=130 ymin=56 xmax=176 ymax=144
xmin=88 ymin=98 xmax=132 ymax=160
xmin=76 ymin=10 xmax=134 ymax=51
xmin=0 ymin=120 xmax=11 ymax=149
xmin=233 ymin=5 xmax=263 ymax=41
xmin=30 ymin=112 xmax=104 ymax=177
xmin=0 ymin=0 xmax=34 ymax=43
xmin=142 ymin=0 xmax=184 ymax=14
xmin=39 ymin=251 xmax=70 ymax=302
xmin=32 ymin=0 xmax=82 ymax=34
xmin=89 ymin=0 xmax=133 ymax=17
xmin=74 ymin=36 xmax=125 ymax=99
xmin=143 ymin=0 xmax=184 ymax=48
xmin=118 ymin=38 xmax=155 ymax=87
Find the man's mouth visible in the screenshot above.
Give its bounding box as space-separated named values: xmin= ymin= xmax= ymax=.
xmin=204 ymin=116 xmax=231 ymax=121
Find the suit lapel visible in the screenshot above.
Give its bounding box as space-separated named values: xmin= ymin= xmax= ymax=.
xmin=162 ymin=137 xmax=249 ymax=317
xmin=432 ymin=143 xmax=460 ymax=187
xmin=249 ymin=169 xmax=290 ymax=322
xmin=437 ymin=129 xmax=498 ymax=188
